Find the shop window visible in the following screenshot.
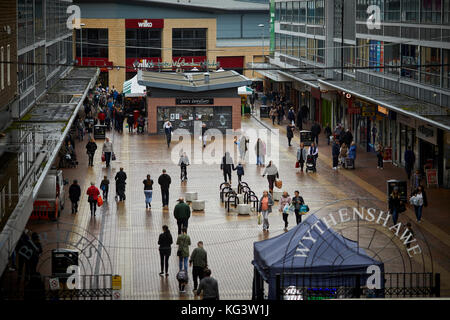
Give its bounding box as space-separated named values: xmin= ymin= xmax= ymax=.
xmin=172 ymin=28 xmax=206 ymax=57
xmin=401 ymin=44 xmax=419 ymax=81
xmin=293 ymin=2 xmax=299 ymax=23
xmin=402 ymin=0 xmax=420 ymax=22
xmin=385 ymin=0 xmax=401 ymax=21
xmin=76 ymin=28 xmax=109 ymax=58
xmin=286 ymin=1 xmax=293 ymax=23
xmin=421 ymin=0 xmax=442 ymax=24
xmin=281 ymin=1 xmax=286 ymax=22
xmin=299 ymin=1 xmax=307 ymax=23
xmin=443 ymin=49 xmax=450 ymax=89
xmin=421 ymin=47 xmax=441 ymax=86
xmin=357 ymin=39 xmax=370 ymax=68
xmin=315 ymin=0 xmax=324 ymax=25
xmin=275 ymin=2 xmax=281 ymax=22
xmin=126 ymin=29 xmax=161 ymax=59
xmin=384 ymin=43 xmax=400 ymax=75
xmin=445 ymin=0 xmax=450 ymax=23
xmin=307 ymin=0 xmax=315 ymax=24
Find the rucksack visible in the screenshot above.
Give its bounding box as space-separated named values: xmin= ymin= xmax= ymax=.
xmin=176 ymin=270 xmax=188 ymax=282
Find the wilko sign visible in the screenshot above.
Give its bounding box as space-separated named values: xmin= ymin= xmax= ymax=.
xmin=125 ymin=19 xmax=164 ymax=29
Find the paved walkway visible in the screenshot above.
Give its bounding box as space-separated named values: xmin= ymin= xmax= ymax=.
xmin=12 ymin=109 xmax=450 ymax=299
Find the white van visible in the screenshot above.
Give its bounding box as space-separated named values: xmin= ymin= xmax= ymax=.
xmin=33 ymin=169 xmax=66 ymax=219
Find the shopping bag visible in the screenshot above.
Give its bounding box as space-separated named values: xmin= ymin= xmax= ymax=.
xmin=282 ymin=204 xmax=290 ymax=214
xmin=275 ymin=179 xmax=283 ymax=189
xmin=97 ymin=195 xmax=103 ymax=207
xmin=101 ymin=154 xmax=106 ymax=162
xmin=300 ymin=204 xmax=309 ymax=214
xmin=295 ymin=161 xmax=300 ymax=168
xmin=112 ymin=153 xmax=116 ymax=161
xmin=257 ymin=213 xmax=262 ymax=225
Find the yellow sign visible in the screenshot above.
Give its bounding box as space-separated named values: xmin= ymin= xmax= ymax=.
xmin=112 ymin=275 xmax=122 ymax=290
xmin=378 ymin=105 xmax=388 ymax=115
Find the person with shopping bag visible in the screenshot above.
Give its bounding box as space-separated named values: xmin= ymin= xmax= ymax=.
xmin=262 ymin=161 xmax=279 ymax=194
xmin=259 ymin=190 xmax=274 ymax=232
xmin=296 ymin=142 xmax=308 ymax=172
xmin=86 ymin=182 xmax=100 ymax=217
xmin=292 ymin=190 xmax=306 ymax=224
xmin=279 ymin=192 xmax=292 ymax=230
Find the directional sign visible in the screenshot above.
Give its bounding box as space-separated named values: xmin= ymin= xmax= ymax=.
xmin=112 ymin=275 xmax=122 ymax=290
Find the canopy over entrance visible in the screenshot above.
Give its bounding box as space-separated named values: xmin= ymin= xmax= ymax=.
xmin=123 ymin=75 xmax=146 ymax=97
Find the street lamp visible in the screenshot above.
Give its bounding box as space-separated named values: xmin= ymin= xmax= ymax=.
xmin=258 ymin=24 xmax=264 ymax=63
xmin=79 ymin=23 xmax=86 ymax=66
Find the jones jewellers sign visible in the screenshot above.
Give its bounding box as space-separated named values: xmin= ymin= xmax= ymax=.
xmin=125 ymin=19 xmax=164 ymax=29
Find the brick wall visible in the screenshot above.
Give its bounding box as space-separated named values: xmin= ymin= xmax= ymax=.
xmin=0 ymin=0 xmax=18 ymax=112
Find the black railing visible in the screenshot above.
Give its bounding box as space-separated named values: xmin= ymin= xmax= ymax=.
xmin=275 ymin=272 xmax=439 ymax=300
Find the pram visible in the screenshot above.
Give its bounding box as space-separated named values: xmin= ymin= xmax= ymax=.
xmin=305 ymin=154 xmax=316 ymax=173
xmin=60 ymin=153 xmax=78 ymax=168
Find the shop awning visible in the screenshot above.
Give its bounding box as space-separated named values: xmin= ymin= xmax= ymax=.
xmin=247 ymin=62 xmax=292 ymax=82
xmin=277 ymin=70 xmax=320 ymax=89
xmin=318 ymin=79 xmax=450 ymax=131
xmin=238 ymin=86 xmax=253 ymax=95
xmin=123 ymin=74 xmax=146 ymax=97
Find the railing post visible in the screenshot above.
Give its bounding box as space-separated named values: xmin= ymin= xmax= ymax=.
xmin=434 ymin=273 xmax=440 ymax=297
xmin=355 ymin=274 xmax=361 ymax=298
xmin=275 ymin=274 xmax=281 ymax=300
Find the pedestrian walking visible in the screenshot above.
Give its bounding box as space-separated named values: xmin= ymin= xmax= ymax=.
xmin=291 ymin=190 xmax=305 ymax=224
xmin=178 ymin=152 xmax=190 ymax=182
xmin=163 ymin=120 xmax=173 ymax=148
xmin=176 ymin=228 xmax=191 ymax=272
xmin=115 ymin=167 xmax=127 ymax=201
xmin=324 ymin=123 xmax=332 ymax=145
xmin=286 ymin=123 xmax=294 ymax=147
xmin=233 ymin=162 xmax=245 ymax=183
xmin=220 ymin=152 xmax=234 ymax=184
xmin=102 ymin=137 xmax=114 ymax=167
xmin=158 ymin=169 xmax=172 ymax=208
xmin=197 ymin=268 xmax=219 ymax=300
xmin=255 ymin=138 xmax=266 ymax=166
xmin=127 ymin=112 xmax=134 ymax=134
xmin=174 ymin=197 xmax=191 ymax=235
xmin=308 ymin=142 xmax=319 ymax=169
xmin=279 ymin=191 xmax=292 ymax=230
xmin=190 ymin=241 xmax=208 ymax=293
xmin=339 ymin=143 xmax=348 ymax=168
xmin=69 ymin=180 xmax=81 ymax=214
xmin=76 ymin=117 xmax=85 ymax=141
xmin=311 ymin=122 xmax=321 ymax=146
xmin=201 ymin=123 xmax=207 ymax=148
xmin=287 ymin=107 xmax=295 ymax=125
xmin=28 ymin=233 xmax=43 ymax=277
xmin=296 ymin=143 xmax=308 ymax=172
xmin=158 ymin=225 xmax=173 ymax=276
xmin=86 ymin=182 xmax=100 ymax=216
xmin=376 ymin=142 xmax=384 ymax=169
xmin=410 ymin=185 xmax=427 ymax=223
xmin=237 ymin=136 xmax=248 ymax=163
xmin=85 ymin=138 xmax=97 ymax=167
xmin=404 ymin=146 xmax=415 ymax=180
xmin=269 ymin=106 xmax=278 ymax=125
xmin=259 ymin=190 xmax=274 ymax=231
xmin=277 ymin=104 xmax=284 ymax=125
xmin=100 ymin=176 xmax=110 ymax=201
xmin=262 ymin=161 xmax=279 ymax=194
xmin=332 ymin=139 xmax=340 ymax=170
xmin=143 ymin=174 xmax=154 ymax=209
xmin=412 ymin=169 xmax=422 ymax=191
xmin=388 ymin=187 xmax=404 ymax=225
xmin=348 ymin=141 xmax=356 ymax=168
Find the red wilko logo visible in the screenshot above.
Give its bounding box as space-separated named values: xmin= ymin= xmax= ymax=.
xmin=138 ymin=20 xmax=153 ymax=28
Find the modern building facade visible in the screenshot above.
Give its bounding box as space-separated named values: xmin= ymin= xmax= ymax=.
xmin=16 ymin=0 xmax=74 ymax=118
xmin=73 ymin=0 xmax=270 ymax=90
xmin=258 ymin=0 xmax=450 ymax=187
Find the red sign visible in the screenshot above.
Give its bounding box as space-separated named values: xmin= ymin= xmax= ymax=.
xmin=425 ymin=169 xmax=438 ymax=187
xmin=383 ymin=147 xmax=392 ymax=162
xmin=125 ymin=19 xmax=164 ymax=29
xmin=125 ymin=57 xmax=162 ymax=71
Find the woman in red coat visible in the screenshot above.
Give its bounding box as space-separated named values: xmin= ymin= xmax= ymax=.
xmin=86 ymin=182 xmax=100 ymax=216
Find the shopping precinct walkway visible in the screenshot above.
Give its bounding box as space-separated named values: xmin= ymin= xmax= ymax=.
xmin=19 ymin=111 xmax=450 ymax=299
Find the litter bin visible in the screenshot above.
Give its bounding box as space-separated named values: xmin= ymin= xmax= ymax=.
xmin=52 ymin=249 xmax=79 ymax=281
xmin=94 ymin=125 xmax=107 ymax=139
xmin=260 ymin=105 xmax=270 ymax=118
xmin=386 ymin=180 xmax=407 ymax=202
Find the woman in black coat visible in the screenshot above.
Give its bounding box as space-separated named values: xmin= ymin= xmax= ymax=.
xmin=85 ymin=138 xmax=97 ymax=167
xmin=158 ymin=225 xmax=173 ymax=276
xmin=286 ymin=124 xmax=294 ymax=147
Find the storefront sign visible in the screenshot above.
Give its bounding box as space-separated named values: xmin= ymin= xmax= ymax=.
xmin=383 ymin=147 xmax=392 ymax=162
xmin=362 ymin=105 xmax=376 ymax=117
xmin=176 ymin=98 xmax=214 ymax=105
xmin=425 ymin=169 xmax=438 ymax=187
xmin=377 ymin=105 xmax=388 ymax=115
xmin=416 ymin=122 xmax=437 ymax=145
xmin=125 ymin=19 xmax=164 ymax=29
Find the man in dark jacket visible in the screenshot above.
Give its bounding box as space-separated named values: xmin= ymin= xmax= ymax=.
xmin=190 ymin=241 xmax=208 ymax=293
xmin=311 ymin=122 xmax=321 ymax=145
xmin=404 ymin=146 xmax=415 ymax=180
xmin=197 ymin=268 xmax=219 ymax=300
xmin=85 ymin=138 xmax=97 ymax=167
xmin=286 ymin=124 xmax=294 ymax=147
xmin=115 ymin=167 xmax=127 ymax=201
xmin=69 ymin=180 xmax=81 ymax=214
xmin=158 ymin=169 xmax=172 ymax=208
xmin=158 ymin=225 xmax=173 ymax=276
xmin=174 ymin=197 xmax=191 ymax=234
xmin=342 ymin=129 xmax=353 ymax=147
xmin=332 ymin=139 xmax=340 ymax=169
